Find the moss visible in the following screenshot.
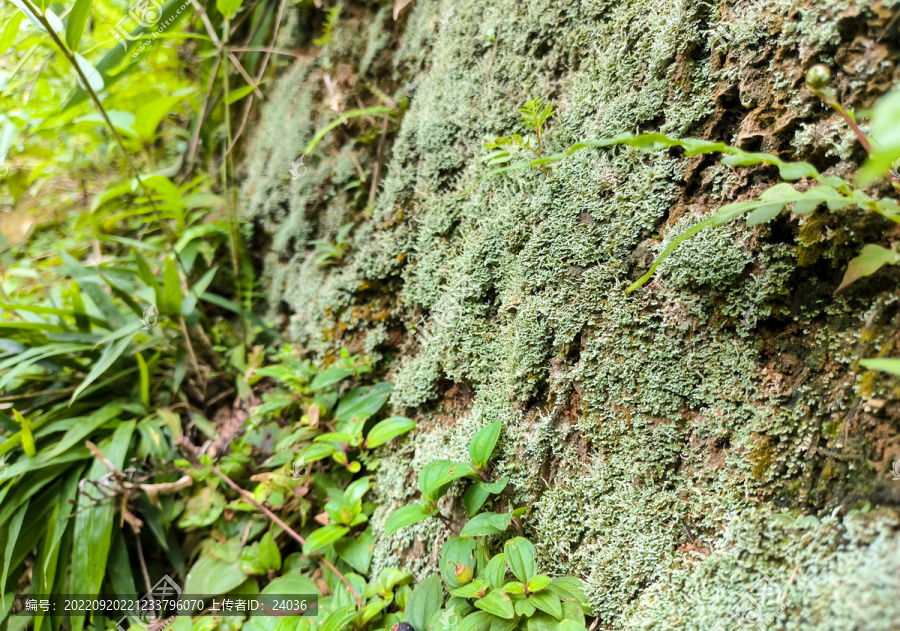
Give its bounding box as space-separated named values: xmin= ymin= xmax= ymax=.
xmin=240 ymin=0 xmax=900 ymax=627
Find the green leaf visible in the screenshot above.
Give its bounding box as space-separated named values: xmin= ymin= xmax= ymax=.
xmin=528 ymin=591 xmax=562 ymax=620
xmin=406 ymin=574 xmax=443 ymax=630
xmin=70 ymin=421 xmax=135 ymax=631
xmin=419 ymin=460 xmax=480 ymax=501
xmin=65 ymin=0 xmax=91 ymax=50
xmin=484 ymin=554 xmax=507 ymax=589
xmin=162 ymin=257 xmax=184 ymax=315
xmin=836 ymin=244 xmax=900 ymax=293
xmin=745 ymin=202 xmax=785 ymax=226
xmin=440 ymin=537 xmax=478 ymax=590
xmin=460 ymin=512 xmax=513 ymax=537
xmin=304 ymin=106 xmax=394 ymax=155
xmin=366 ymin=416 xmax=416 ymax=448
xmin=71 ymin=334 xmax=134 ymax=403
xmin=225 ymin=83 xmax=261 ymax=104
xmin=0 ymin=501 xmax=27 ymax=609
xmin=449 ymin=578 xmax=488 ymax=598
xmin=184 ymin=552 xmax=247 ymax=595
xmin=527 ymin=575 xmax=552 ymax=592
xmin=134 ymin=95 xmax=185 ymax=142
xmin=310 ymin=368 xmax=354 ymax=391
xmin=515 ymin=598 xmax=536 ymax=617
xmin=259 ymin=532 xmax=282 ymax=570
xmin=0 ymin=13 xmax=25 ymax=54
xmin=469 ymin=421 xmax=501 ymax=469
xmin=302 ymin=525 xmax=349 ymax=555
xmin=473 ymin=590 xmax=515 ymax=620
xmin=501 ymin=581 xmax=524 ymax=594
xmin=335 ymin=382 xmax=392 ymax=422
xmin=217 ymin=0 xmax=243 ymax=18
xmin=261 ymin=574 xmax=320 ymax=596
xmin=336 ymin=530 xmax=375 ymax=574
xmin=385 ymin=503 xmax=433 ymax=536
xmin=504 ymin=538 xmax=536 ymax=583
xmin=11 ymin=409 xmax=35 ymax=457
xmin=525 ymin=613 xmax=584 ymax=631
xmin=458 ymin=611 xmax=493 ymax=631
xmin=859 ymin=358 xmax=900 ymax=376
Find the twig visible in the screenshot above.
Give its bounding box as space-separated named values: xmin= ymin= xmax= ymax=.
xmin=227 ymin=51 xmax=264 ymax=99
xmin=368 ymin=112 xmax=389 ymax=207
xmin=184 ymin=55 xmax=222 ymax=178
xmin=209 ymin=465 xmax=364 ymax=609
xmin=227 ymin=46 xmax=305 ymax=59
xmin=187 ymin=0 xmax=222 ymax=48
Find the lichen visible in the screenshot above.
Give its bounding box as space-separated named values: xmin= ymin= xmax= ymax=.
xmin=240 ymin=0 xmax=900 ymax=626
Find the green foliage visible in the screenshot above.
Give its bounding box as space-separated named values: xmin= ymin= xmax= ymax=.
xmin=384 ymin=419 xmax=593 ymax=629
xmin=311 ymin=221 xmax=355 ymax=266
xmin=313 ymin=7 xmax=340 ymax=47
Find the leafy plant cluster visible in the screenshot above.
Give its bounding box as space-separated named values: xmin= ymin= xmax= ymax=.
xmin=384 ymin=422 xmax=593 ymax=630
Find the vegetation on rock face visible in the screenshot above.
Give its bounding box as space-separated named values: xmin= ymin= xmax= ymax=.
xmin=3 ymin=0 xmax=900 ymax=630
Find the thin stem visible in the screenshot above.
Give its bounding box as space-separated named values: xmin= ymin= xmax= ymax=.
xmin=209 ymin=466 xmax=364 ymax=609
xmin=811 ymin=87 xmax=873 ymax=154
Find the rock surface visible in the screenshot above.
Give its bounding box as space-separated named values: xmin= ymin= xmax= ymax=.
xmin=240 ymin=0 xmax=900 ymax=627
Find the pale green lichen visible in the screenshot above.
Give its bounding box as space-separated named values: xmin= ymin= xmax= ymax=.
xmin=240 ymin=0 xmax=900 ymax=627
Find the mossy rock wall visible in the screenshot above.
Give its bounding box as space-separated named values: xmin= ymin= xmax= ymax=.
xmin=239 ymin=0 xmax=900 ymax=627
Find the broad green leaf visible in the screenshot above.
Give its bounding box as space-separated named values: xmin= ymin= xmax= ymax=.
xmin=258 ymin=532 xmax=281 ymax=570
xmin=419 ymin=460 xmax=480 ymax=501
xmin=261 ymin=574 xmax=320 ymax=595
xmin=310 ymin=368 xmax=354 ymax=391
xmin=859 ymin=358 xmax=900 ymax=376
xmin=501 ymin=581 xmax=524 ymax=594
xmin=527 ymin=575 xmax=552 ymax=592
xmin=460 ymin=512 xmax=512 ymax=537
xmin=385 ymin=503 xmax=433 ymax=536
xmin=406 ymin=574 xmax=443 ymax=630
xmin=184 ymin=552 xmax=247 ymax=595
xmin=525 ymin=613 xmax=584 ymax=631
xmin=65 ymin=0 xmax=92 ymax=50
xmin=469 ymin=421 xmax=501 ymax=469
xmin=745 ymin=202 xmax=785 ymax=226
xmin=449 ymin=578 xmax=488 ymax=598
xmin=458 ymin=611 xmax=493 ymax=631
xmin=473 ymin=590 xmax=515 ymax=620
xmin=335 ymin=382 xmax=392 ymax=422
xmin=302 ymin=525 xmax=349 ymax=555
xmin=836 ymin=244 xmax=900 ymax=293
xmin=297 ymin=442 xmax=336 ymax=464
xmin=463 ymin=477 xmax=509 ymax=517
xmin=488 ymin=617 xmax=518 ymax=631
xmin=134 ymin=95 xmax=185 ymax=142
xmin=440 ymin=537 xmax=477 ymax=590
xmin=516 ymin=598 xmax=536 ymax=617
xmin=484 ymin=554 xmax=507 ymax=589
xmin=504 ymin=538 xmax=536 ymax=583
xmin=366 ymin=416 xmax=416 ymax=448
xmin=528 ymin=591 xmax=562 ymax=619
xmin=335 ymin=531 xmax=375 ymax=574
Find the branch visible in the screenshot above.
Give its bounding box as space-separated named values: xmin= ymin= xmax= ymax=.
xmin=209 ymin=465 xmax=364 ymax=610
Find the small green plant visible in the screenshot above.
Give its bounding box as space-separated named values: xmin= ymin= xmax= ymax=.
xmin=314 ymin=7 xmax=341 ymax=46
xmin=484 ymin=99 xmax=556 ymax=175
xmin=385 ymin=421 xmax=594 ymax=629
xmin=310 ymin=221 xmax=355 ymax=266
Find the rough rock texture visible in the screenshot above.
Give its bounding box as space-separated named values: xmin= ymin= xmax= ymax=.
xmin=239 ymin=0 xmax=900 ymax=627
